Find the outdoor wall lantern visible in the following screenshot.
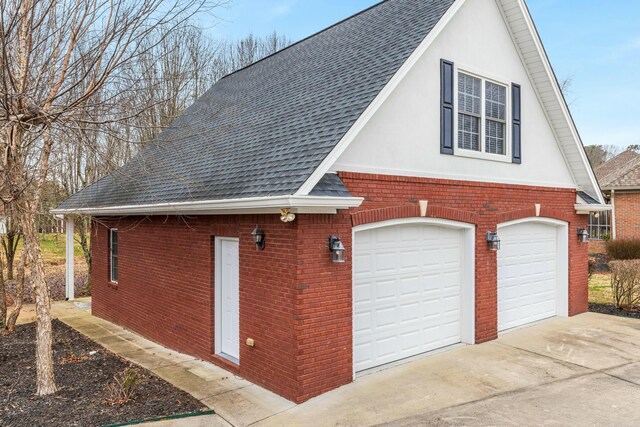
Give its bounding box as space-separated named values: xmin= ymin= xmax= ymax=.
xmin=486 ymin=231 xmax=501 ymax=251
xmin=578 ymin=227 xmax=589 ymax=243
xmin=251 ymin=225 xmax=265 ymax=250
xmin=328 ymin=235 xmax=346 ymax=263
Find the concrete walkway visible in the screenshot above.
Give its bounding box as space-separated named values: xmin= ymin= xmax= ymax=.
xmin=21 ymin=301 xmax=640 ymax=426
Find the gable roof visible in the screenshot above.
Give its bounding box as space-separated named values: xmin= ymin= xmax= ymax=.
xmin=595 ymin=150 xmax=640 ymax=190
xmin=56 ymin=0 xmax=456 ymax=213
xmin=55 ymin=0 xmax=605 ymax=215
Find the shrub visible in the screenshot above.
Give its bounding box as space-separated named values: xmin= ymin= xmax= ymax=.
xmin=106 ymin=368 xmax=139 ymax=405
xmin=609 ymin=260 xmax=640 ymax=310
xmin=606 ymin=239 xmax=640 ymax=260
xmin=588 ymin=257 xmax=596 ymax=280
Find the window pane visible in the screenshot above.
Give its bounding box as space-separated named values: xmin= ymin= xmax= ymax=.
xmin=458 ymin=113 xmax=479 ymax=151
xmin=110 ymin=230 xmax=118 ymax=282
xmin=458 ymin=73 xmax=481 ymax=115
xmin=485 ymin=81 xmax=506 ymax=121
xmin=485 ymin=119 xmax=505 ymax=154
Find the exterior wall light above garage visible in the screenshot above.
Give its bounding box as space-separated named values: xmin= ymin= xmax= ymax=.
xmin=486 ymin=231 xmax=501 ymax=251
xmin=577 ymin=228 xmax=589 ymax=243
xmin=329 ymin=236 xmax=346 ymax=263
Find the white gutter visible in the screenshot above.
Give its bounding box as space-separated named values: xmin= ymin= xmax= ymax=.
xmin=50 ymin=195 xmax=364 ymax=216
xmin=574 ymin=203 xmax=612 ymax=214
xmin=611 ymin=189 xmax=616 ymax=240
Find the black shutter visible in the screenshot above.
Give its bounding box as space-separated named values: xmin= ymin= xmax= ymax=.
xmin=440 ymin=59 xmax=454 ymax=155
xmin=512 ymin=83 xmax=522 ymax=164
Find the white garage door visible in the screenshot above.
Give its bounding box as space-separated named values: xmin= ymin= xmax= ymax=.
xmin=353 ymin=223 xmax=463 ymax=372
xmin=498 ymin=221 xmax=561 ymax=332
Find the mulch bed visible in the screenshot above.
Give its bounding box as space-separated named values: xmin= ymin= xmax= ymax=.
xmin=0 ymin=320 xmax=206 ymax=427
xmin=4 ymin=264 xmax=90 ymax=306
xmin=589 ymin=303 xmax=640 ymax=319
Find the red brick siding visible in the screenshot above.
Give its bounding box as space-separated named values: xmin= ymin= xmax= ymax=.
xmin=339 ymin=172 xmax=589 ymax=342
xmin=293 ymin=213 xmax=353 ymax=402
xmin=91 ymin=215 xmax=301 ymax=401
xmin=588 ymin=239 xmax=606 ymax=255
xmin=91 ymin=173 xmax=589 ymax=403
xmin=614 ymin=191 xmax=640 ymax=239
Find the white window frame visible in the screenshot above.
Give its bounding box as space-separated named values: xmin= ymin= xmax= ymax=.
xmin=588 ymin=210 xmax=611 ymax=240
xmin=454 ymin=65 xmax=512 ymax=163
xmin=109 ymin=228 xmax=118 ymax=283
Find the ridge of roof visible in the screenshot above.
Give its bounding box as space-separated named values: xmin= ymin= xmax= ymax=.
xmin=595 ymin=150 xmax=640 ymax=187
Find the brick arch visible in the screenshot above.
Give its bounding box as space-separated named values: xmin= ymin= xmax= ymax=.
xmin=496 ymin=206 xmax=573 ymax=225
xmin=350 ymin=204 xmax=478 ymax=227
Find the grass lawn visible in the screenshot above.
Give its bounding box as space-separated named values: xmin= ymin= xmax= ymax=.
xmin=589 ymin=273 xmax=613 ymax=305
xmin=13 ymin=232 xmax=85 ymax=267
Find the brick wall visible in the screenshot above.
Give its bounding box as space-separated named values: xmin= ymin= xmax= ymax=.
xmin=339 ymin=172 xmax=589 ymax=343
xmin=588 ymin=239 xmax=607 ymax=255
xmin=91 ymin=215 xmax=301 ymax=401
xmin=613 ymin=191 xmax=640 ymax=239
xmin=91 ymin=173 xmax=589 ymax=403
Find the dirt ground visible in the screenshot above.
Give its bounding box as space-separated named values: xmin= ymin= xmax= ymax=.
xmin=0 ymin=320 xmax=206 ymax=427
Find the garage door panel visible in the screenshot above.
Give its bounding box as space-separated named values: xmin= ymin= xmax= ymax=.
xmin=498 ymin=221 xmax=563 ymax=332
xmin=354 ymin=223 xmax=464 ymax=372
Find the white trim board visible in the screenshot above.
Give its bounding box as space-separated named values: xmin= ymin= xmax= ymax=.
xmin=51 ymin=195 xmax=364 ymax=216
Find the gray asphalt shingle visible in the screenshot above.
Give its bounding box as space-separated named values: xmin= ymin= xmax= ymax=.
xmin=57 ymin=0 xmax=456 ymax=211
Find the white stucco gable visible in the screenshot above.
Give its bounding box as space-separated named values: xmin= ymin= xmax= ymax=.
xmin=297 ymin=0 xmax=603 ymax=203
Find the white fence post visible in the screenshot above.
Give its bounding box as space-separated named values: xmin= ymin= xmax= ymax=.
xmin=65 ymin=215 xmax=75 ymax=301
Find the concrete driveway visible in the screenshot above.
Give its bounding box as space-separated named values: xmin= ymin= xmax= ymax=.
xmin=256 ymin=313 xmax=640 ymax=427
xmin=36 ymin=303 xmax=640 ymax=426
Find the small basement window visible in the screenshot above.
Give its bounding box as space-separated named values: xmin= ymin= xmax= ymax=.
xmin=109 ymin=229 xmax=118 ymax=283
xmin=457 ymin=71 xmax=510 ymax=160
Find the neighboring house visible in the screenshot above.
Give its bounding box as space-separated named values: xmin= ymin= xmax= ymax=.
xmin=591 ymin=150 xmax=640 ymax=252
xmin=54 ymin=0 xmax=608 ymax=403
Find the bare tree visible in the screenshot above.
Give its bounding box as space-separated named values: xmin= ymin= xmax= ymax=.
xmin=0 ymin=0 xmax=224 ymax=396
xmin=1 ymin=204 xmax=21 ymax=280
xmin=584 ymin=144 xmax=623 ymax=169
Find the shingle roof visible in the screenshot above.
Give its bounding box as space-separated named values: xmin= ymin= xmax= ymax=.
xmin=576 ymin=191 xmax=599 ymax=205
xmin=309 ymin=174 xmax=352 ymax=197
xmin=57 ymin=0 xmax=456 ymax=211
xmin=595 ymin=150 xmax=640 ymax=189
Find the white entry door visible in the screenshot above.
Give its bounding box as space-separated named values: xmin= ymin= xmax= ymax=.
xmin=215 ymin=237 xmax=240 ymax=363
xmin=353 ymin=222 xmax=465 ymax=372
xmin=497 ymin=220 xmax=567 ymax=332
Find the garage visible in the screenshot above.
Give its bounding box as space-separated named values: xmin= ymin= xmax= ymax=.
xmin=497 ymin=219 xmax=569 ymax=332
xmin=353 ymin=219 xmax=474 ymax=373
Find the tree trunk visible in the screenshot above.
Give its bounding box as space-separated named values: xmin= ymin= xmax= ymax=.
xmin=21 ymin=213 xmax=57 ymax=395
xmin=1 ymin=226 xmax=20 ymax=281
xmin=77 ymin=216 xmax=92 ymax=291
xmin=0 ymin=255 xmax=6 ymax=329
xmin=5 ymin=250 xmax=27 ymax=333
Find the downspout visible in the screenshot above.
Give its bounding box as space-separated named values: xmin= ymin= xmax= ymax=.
xmin=611 ymin=190 xmax=616 ymax=240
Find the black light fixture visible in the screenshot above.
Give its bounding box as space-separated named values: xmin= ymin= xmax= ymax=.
xmin=577 ymin=227 xmax=589 ymax=243
xmin=328 ymin=235 xmax=346 ymax=263
xmin=486 ymin=231 xmax=501 ymax=251
xmin=251 ymin=225 xmax=265 ymax=250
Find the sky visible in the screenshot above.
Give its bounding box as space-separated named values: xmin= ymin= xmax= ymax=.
xmin=204 ymin=1 xmax=640 ymax=149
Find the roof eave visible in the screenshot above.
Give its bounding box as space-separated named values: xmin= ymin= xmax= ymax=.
xmin=50 ymin=195 xmax=364 ymax=216
xmin=575 ymin=203 xmax=612 ymax=214
xmin=601 ymin=186 xmax=640 ymax=191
